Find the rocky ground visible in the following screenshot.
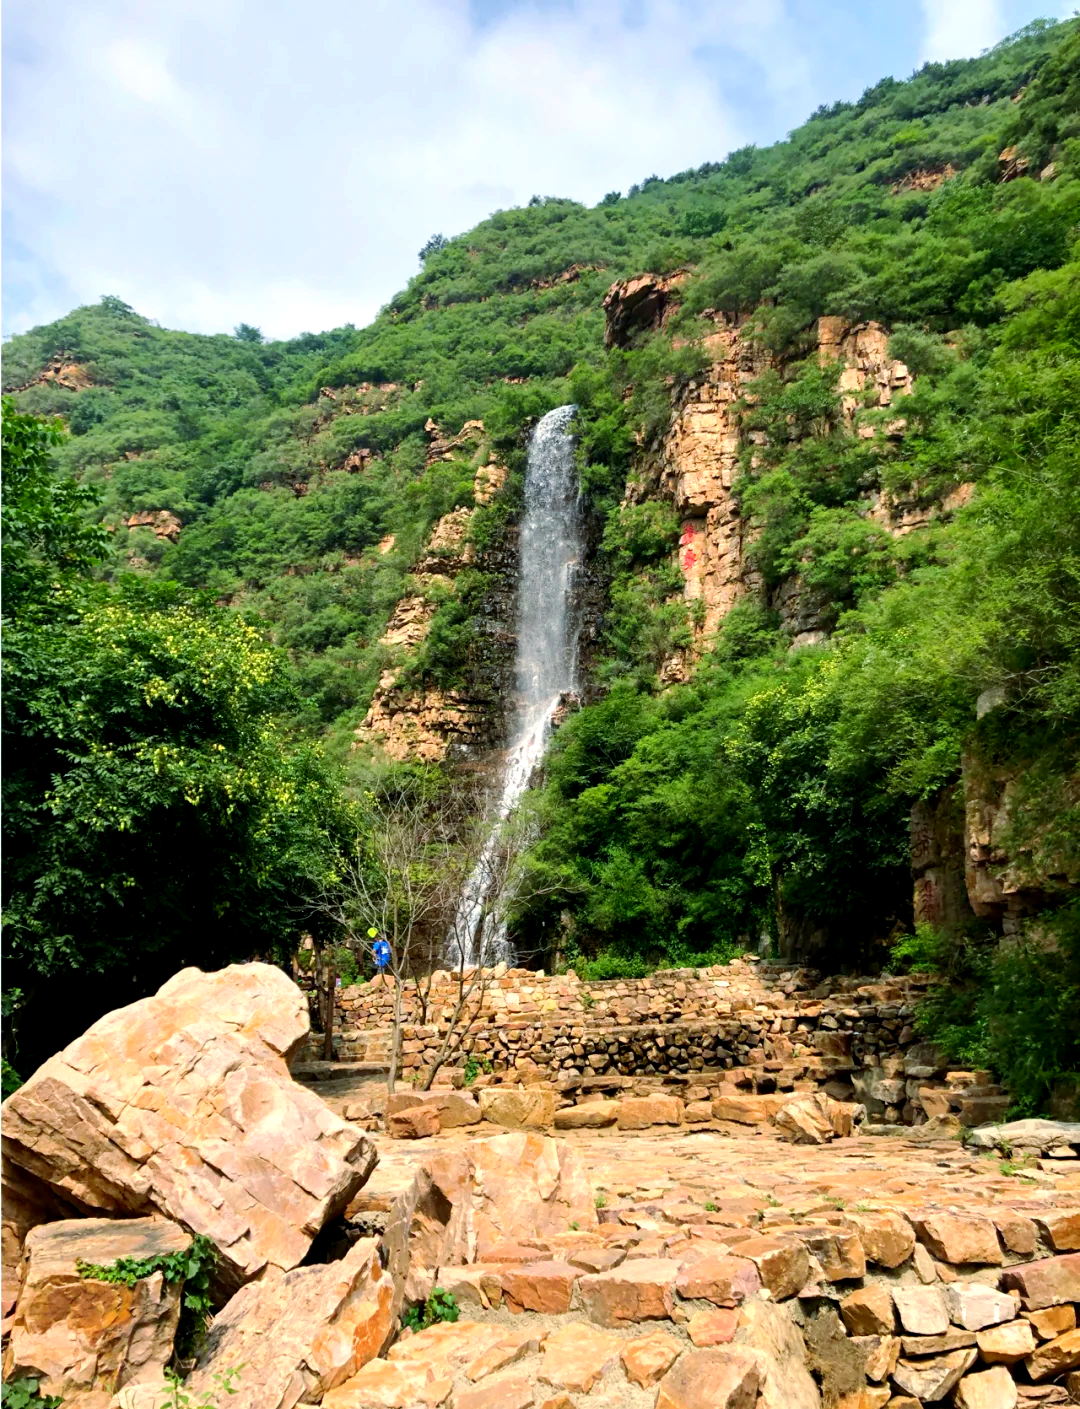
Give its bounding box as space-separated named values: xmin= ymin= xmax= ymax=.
xmin=3 ymin=964 xmax=1078 ymax=1409
xmin=340 ymin=1123 xmax=1079 ymax=1409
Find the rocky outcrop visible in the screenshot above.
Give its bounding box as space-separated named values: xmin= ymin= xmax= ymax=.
xmin=355 ymin=439 xmax=517 ymax=764
xmin=382 ymin=1134 xmax=596 ymax=1312
xmin=654 ymin=314 xmax=916 ymax=650
xmin=184 ymin=1236 xmax=395 ymax=1409
xmin=911 ymin=785 xmax=976 ymax=931
xmin=962 ymin=752 xmax=1079 ymax=932
xmin=357 ymin=678 xmax=498 ymax=763
xmin=603 ymin=272 xmax=688 ymax=347
xmin=3 ymin=1218 xmax=188 ymax=1403
xmin=911 ymin=751 xmax=1079 ymax=939
xmin=1 ymin=963 xmax=377 ymax=1293
xmin=4 ymin=358 xmax=96 ymax=394
xmin=123 ymin=510 xmax=182 ymax=542
xmin=891 ymin=163 xmax=958 ymax=194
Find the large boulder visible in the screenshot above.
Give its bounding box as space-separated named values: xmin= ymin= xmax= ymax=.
xmin=478 ymin=1087 xmax=555 ymax=1129
xmin=3 ymin=1217 xmax=188 ymax=1403
xmin=967 ymin=1118 xmax=1080 ymax=1154
xmin=183 ymin=1236 xmax=395 ymax=1409
xmin=1 ymin=964 xmax=377 ymax=1292
xmin=381 ymin=1133 xmax=596 ymax=1314
xmin=774 ymin=1092 xmax=855 ymax=1144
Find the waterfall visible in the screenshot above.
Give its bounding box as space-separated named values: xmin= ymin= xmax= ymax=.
xmin=452 ymin=405 xmax=582 ymax=966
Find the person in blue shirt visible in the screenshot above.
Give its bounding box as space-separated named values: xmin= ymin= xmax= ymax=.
xmin=372 ymin=938 xmax=391 ymax=973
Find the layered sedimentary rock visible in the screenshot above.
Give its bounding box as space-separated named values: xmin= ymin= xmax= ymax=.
xmin=1 ymin=963 xmax=376 ymax=1292
xmin=2 ymin=1154 xmax=80 ymax=1318
xmin=651 ymin=313 xmax=917 ymax=651
xmin=382 ymin=1133 xmax=596 ymax=1312
xmin=4 ymin=1217 xmax=188 ymax=1403
xmin=355 ymin=436 xmax=517 ymax=763
xmin=184 ymin=1236 xmax=395 ymax=1409
xmin=911 ymin=752 xmax=1079 ymax=948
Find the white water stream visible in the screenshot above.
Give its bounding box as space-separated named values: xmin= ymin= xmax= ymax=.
xmin=452 ymin=405 xmax=583 ymax=965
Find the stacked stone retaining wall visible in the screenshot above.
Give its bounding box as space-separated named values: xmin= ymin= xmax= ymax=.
xmin=327 ymin=959 xmax=1007 ymax=1127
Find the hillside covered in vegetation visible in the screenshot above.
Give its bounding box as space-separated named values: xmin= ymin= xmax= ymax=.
xmin=3 ymin=17 xmax=1079 ymax=1107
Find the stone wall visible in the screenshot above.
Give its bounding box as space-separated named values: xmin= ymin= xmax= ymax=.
xmin=329 ymin=957 xmax=1007 ymax=1128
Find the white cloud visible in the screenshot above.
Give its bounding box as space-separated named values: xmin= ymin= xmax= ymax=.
xmin=2 ymin=0 xmax=1062 ymax=341
xmin=3 ymin=0 xmax=823 ymax=339
xmin=918 ymin=0 xmax=1005 ymax=62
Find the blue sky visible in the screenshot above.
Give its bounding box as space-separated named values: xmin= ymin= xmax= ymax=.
xmin=3 ymin=0 xmax=1074 ymax=341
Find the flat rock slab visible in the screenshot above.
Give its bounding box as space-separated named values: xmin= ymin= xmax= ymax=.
xmin=539 ymin=1322 xmax=622 ymax=1392
xmin=840 ymin=1286 xmax=895 ymax=1337
xmin=893 ymin=1285 xmax=949 ymax=1336
xmin=944 ymin=1283 xmax=1016 ymax=1331
xmin=5 ymin=1217 xmax=188 ymax=1401
xmin=1003 ymin=1253 xmax=1080 ymax=1309
xmin=675 ymin=1255 xmax=761 ymax=1307
xmin=2 ymin=963 xmax=376 ymax=1291
xmin=656 ymin=1347 xmax=760 ymax=1409
xmin=382 ymin=1133 xmax=597 ymax=1313
xmin=912 ymin=1210 xmax=1003 ymax=1266
xmin=968 ymin=1120 xmax=1080 ymax=1154
xmin=501 ymin=1260 xmax=579 ymax=1314
xmin=954 ymin=1364 xmax=1019 ymax=1409
xmin=621 ymin=1329 xmax=682 ymax=1385
xmin=688 ymin=1308 xmax=740 ymax=1347
xmin=478 ymin=1089 xmax=555 ymax=1129
xmin=578 ymin=1257 xmax=679 ymax=1326
xmin=977 ymin=1320 xmax=1037 ymax=1363
xmin=554 ymin=1103 xmax=618 ymax=1130
xmin=893 ymin=1346 xmax=978 ymax=1400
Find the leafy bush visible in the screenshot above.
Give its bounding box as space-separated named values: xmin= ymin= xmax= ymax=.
xmin=1 ymin=1380 xmax=61 ymax=1408
xmin=401 ymin=1287 xmax=459 ymax=1332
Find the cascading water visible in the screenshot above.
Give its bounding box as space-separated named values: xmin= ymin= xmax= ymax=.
xmin=452 ymin=405 xmax=583 ymax=965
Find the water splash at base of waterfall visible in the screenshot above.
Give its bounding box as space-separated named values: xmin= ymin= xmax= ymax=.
xmin=452 ymin=405 xmax=582 ymax=966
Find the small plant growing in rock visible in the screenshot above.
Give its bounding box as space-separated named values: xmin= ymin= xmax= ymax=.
xmin=402 ymin=1287 xmax=459 ymax=1333
xmin=158 ymin=1366 xmax=242 ymax=1408
xmin=462 ymin=1053 xmax=492 ymax=1086
xmin=570 ymin=1220 xmax=580 ymax=1230
xmin=76 ymin=1233 xmax=218 ymax=1361
xmin=853 ymin=1201 xmax=872 ymax=1212
xmin=594 ymin=1191 xmax=607 ymax=1210
xmin=1 ymin=1379 xmax=61 ymax=1408
xmin=704 ymin=1201 xmax=718 ymax=1212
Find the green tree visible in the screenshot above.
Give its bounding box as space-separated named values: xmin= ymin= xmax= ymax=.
xmin=1 ymin=398 xmax=107 ymax=616
xmin=2 ymin=407 xmax=348 ymax=1071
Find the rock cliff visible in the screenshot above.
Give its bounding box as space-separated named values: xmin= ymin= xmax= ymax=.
xmin=354 ymin=424 xmax=517 ymax=764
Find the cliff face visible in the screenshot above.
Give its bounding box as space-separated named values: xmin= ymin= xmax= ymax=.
xmin=354 ymin=429 xmax=517 ymax=764
xmin=658 ymin=312 xmax=919 ymax=644
xmin=914 ymin=756 xmax=1080 ymax=937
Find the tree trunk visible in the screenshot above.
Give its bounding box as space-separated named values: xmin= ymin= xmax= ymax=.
xmin=386 ymin=973 xmax=403 ymax=1098
xmin=321 ymin=950 xmax=336 ymax=1062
